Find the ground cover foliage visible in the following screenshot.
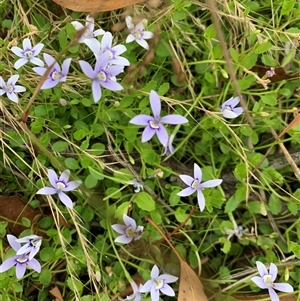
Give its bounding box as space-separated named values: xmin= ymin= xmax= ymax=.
xmin=0 ymin=0 xmax=300 ymax=300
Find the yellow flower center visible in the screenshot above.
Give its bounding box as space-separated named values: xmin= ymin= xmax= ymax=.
xmin=191 ymin=180 xmax=199 ymax=189
xmin=7 ymin=85 xmax=13 ymax=93
xmin=16 ymin=256 xmax=28 ymax=263
xmin=97 ymin=71 xmax=107 ymax=81
xmin=51 ymin=70 xmax=60 ymax=80
xmin=149 ymin=120 xmax=159 ymax=129
xmin=25 ymin=50 xmax=33 ymax=58
xmin=263 ymin=275 xmax=272 ymax=284
xmin=125 ymin=227 xmax=135 ymax=238
xmin=56 ymin=182 xmax=66 ymax=190
xmin=225 ymin=105 xmax=232 ymax=111
xmin=134 ymin=31 xmax=142 ymax=39
xmin=154 ymin=279 xmax=163 ymax=289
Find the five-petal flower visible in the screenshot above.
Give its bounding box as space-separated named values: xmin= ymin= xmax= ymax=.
xmin=0 ymin=75 xmax=26 ymax=103
xmin=11 ymin=38 xmax=44 ymax=69
xmin=36 ymin=169 xmax=81 ymax=209
xmin=140 ymin=265 xmax=178 ymax=301
xmin=79 ymin=52 xmax=124 ymax=103
xmin=33 ymin=53 xmax=71 ymax=89
xmin=92 ymin=31 xmax=130 ymax=66
xmin=129 ymin=90 xmax=188 ymax=146
xmin=120 ymin=281 xmax=143 ymax=301
xmin=177 ymin=163 xmax=222 ymax=211
xmin=71 ymin=15 xmax=105 ymax=52
xmin=0 ymin=235 xmax=41 ymax=279
xmin=111 ymin=214 xmax=143 ymax=244
xmin=125 ymin=16 xmax=154 ymax=50
xmin=221 ymin=96 xmax=244 ymax=119
xmin=251 ymin=261 xmax=293 ymax=301
xmin=15 ymin=235 xmax=42 ymax=260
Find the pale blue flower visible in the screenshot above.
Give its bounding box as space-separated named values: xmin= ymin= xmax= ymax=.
xmin=140 ymin=265 xmax=178 ymax=301
xmin=177 ymin=163 xmax=222 ymax=211
xmin=0 ymin=75 xmax=26 ymax=103
xmin=251 ymin=261 xmax=293 ymax=301
xmin=15 ymin=235 xmax=42 ymax=260
xmin=11 ymin=38 xmax=44 ymax=69
xmin=111 ymin=214 xmax=143 ymax=244
xmin=36 ymin=169 xmax=81 ymax=209
xmin=0 ymin=235 xmax=41 ymax=279
xmin=221 ymin=97 xmax=244 ymax=119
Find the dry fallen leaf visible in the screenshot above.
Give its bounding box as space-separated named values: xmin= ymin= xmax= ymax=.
xmin=49 ymin=286 xmax=64 ymax=301
xmin=146 ymin=217 xmax=208 ymax=301
xmin=235 ymin=293 xmax=296 ymax=301
xmin=51 ymin=0 xmax=145 ymax=12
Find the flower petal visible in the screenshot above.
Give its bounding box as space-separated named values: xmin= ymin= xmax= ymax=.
xmin=150 ymin=286 xmax=159 ymax=301
xmin=0 ymin=256 xmax=17 ymax=272
xmin=84 ymin=38 xmax=101 ymax=54
xmin=32 ymin=43 xmax=44 ymax=55
xmin=273 ymin=283 xmax=294 ymax=293
xmin=63 ymin=180 xmax=81 ymax=192
xmin=126 ymin=34 xmax=135 ymax=43
xmin=251 ymin=276 xmax=267 ymax=289
xmin=155 ymin=124 xmax=168 ymax=146
xmin=158 ymin=274 xmax=178 ymax=283
xmin=36 ymin=187 xmax=57 ymax=195
xmin=222 ymin=109 xmax=239 ymax=119
xmin=125 ymin=16 xmax=134 ymax=30
xmin=115 ymin=234 xmax=132 ymax=244
xmin=151 ymin=265 xmax=159 ymax=279
xmin=200 ymin=179 xmax=223 ymax=188
xmin=58 ymin=192 xmax=73 ymax=209
xmin=197 ymin=190 xmax=206 ymax=211
xmin=111 ymin=224 xmax=126 ymax=234
xmin=269 ymin=263 xmax=278 ymax=282
xmin=14 ymin=58 xmax=28 ymax=69
xmin=179 ymin=175 xmax=194 ymax=186
xmin=232 ymin=107 xmax=244 ymax=116
xmin=71 ymin=21 xmax=84 ymax=31
xmin=94 ymin=28 xmax=105 ymax=36
xmin=13 ymin=85 xmax=26 ymax=93
xmin=193 ymin=163 xmax=202 ymax=182
xmin=221 ymin=96 xmax=240 ymax=109
xmin=136 ymin=38 xmax=149 ymax=50
xmin=23 ymin=38 xmax=32 ymax=50
xmin=112 ymin=45 xmax=126 ymax=55
xmin=177 ymin=187 xmax=195 ymax=197
xmin=79 ymin=60 xmax=95 ymax=79
xmin=160 ymin=283 xmax=175 ymax=296
xmin=15 ymin=262 xmax=26 ymax=279
xmin=95 ymin=52 xmax=110 ymax=72
xmin=59 ymin=169 xmax=70 ymax=182
xmin=27 ymin=258 xmax=41 ymax=273
xmin=48 ymin=169 xmax=58 ymax=187
xmin=149 ymin=90 xmax=161 ymax=119
xmin=140 ymin=280 xmax=152 ymax=293
xmin=32 ymin=67 xmax=46 ymax=76
xmin=101 ymin=79 xmax=123 ymax=91
xmin=43 ymin=53 xmax=56 ymax=67
xmin=142 ymin=31 xmax=154 ymax=40
xmin=160 ymin=114 xmax=188 ymax=124
xmin=7 ymin=92 xmax=19 ymax=103
xmin=268 ymin=288 xmax=279 ymax=301
xmin=7 ymin=235 xmax=21 ymax=251
xmin=101 ymin=32 xmax=112 ymax=50
xmin=92 ymin=81 xmax=102 ymax=103
xmin=30 ymin=57 xmax=44 ymax=67
xmin=141 ymin=126 xmax=156 ymax=142
xmin=7 ymin=75 xmax=19 ymax=86
xmin=41 ymin=79 xmax=59 ymax=90
xmin=10 ymin=46 xmax=24 ymax=57
xmin=130 ymin=114 xmax=153 ymax=126
xmin=123 ymin=214 xmax=137 ymax=229
xmin=61 ymin=58 xmax=72 ymax=76
xmin=256 ymin=261 xmax=268 ymax=278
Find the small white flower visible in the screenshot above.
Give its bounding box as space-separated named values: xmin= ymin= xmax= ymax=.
xmin=10 ymin=38 xmax=44 ymax=69
xmin=128 ymin=179 xmax=143 ymax=193
xmin=125 ymin=16 xmax=154 ymax=50
xmin=0 ymin=75 xmax=26 ymax=103
xmin=71 ymin=15 xmax=105 ymax=52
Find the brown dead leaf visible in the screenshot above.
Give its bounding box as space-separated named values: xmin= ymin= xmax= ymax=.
xmin=0 ymin=196 xmax=41 ymax=236
xmin=50 ymin=286 xmax=64 ymax=301
xmin=51 ymin=0 xmax=145 ymax=12
xmin=146 ymin=217 xmax=209 ymax=301
xmin=235 ymin=293 xmax=296 ymax=301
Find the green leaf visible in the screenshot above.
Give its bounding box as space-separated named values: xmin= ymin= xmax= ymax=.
xmin=253 ymin=41 xmax=273 ymax=54
xmin=39 ymin=269 xmax=52 ymax=285
xmin=240 ymin=53 xmax=257 ymax=69
xmin=73 ymin=129 xmax=86 ymax=141
xmin=21 ymin=217 xmax=31 ymax=227
xmin=288 ymin=202 xmax=299 ymax=215
xmin=234 ymin=163 xmax=247 ymax=181
xmin=268 ymin=193 xmax=282 ymax=215
xmin=141 ymin=149 xmax=160 ymax=165
xmin=84 ymin=174 xmax=98 ymax=189
xmin=260 ymin=94 xmax=277 ymax=106
xmin=158 ymin=83 xmax=170 ymax=95
xmin=82 ymin=207 xmax=95 ymax=222
xmin=90 ymin=143 xmax=105 ymax=155
xmin=52 ymin=141 xmax=68 ymax=152
xmin=12 ymin=281 xmax=23 ymax=293
xmin=88 ymin=167 xmax=104 ymax=180
xmin=288 ymin=241 xmax=300 ymax=259
xmin=225 ymin=195 xmax=242 ymax=213
xmin=143 ymin=80 xmax=157 ymax=91
xmin=105 ymin=187 xmax=122 ymax=199
xmin=281 ymin=0 xmax=295 ymax=15
xmin=67 ymin=277 xmax=83 ymax=294
xmin=64 ymin=158 xmax=80 ymax=170
xmin=40 ymin=247 xmax=55 ymax=262
xmin=219 ymin=237 xmax=231 ymax=254
xmin=240 ymin=125 xmax=253 ymax=136
xmin=39 ymin=216 xmax=53 ymax=228
xmin=114 ymin=202 xmax=130 ymax=220
xmin=134 ymin=192 xmax=156 ymax=211
xmin=174 ymin=208 xmax=191 ymax=225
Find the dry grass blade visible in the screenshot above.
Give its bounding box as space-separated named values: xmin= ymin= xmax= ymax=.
xmin=51 ymin=0 xmax=145 ymax=12
xmin=146 ymin=217 xmax=208 ymax=301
